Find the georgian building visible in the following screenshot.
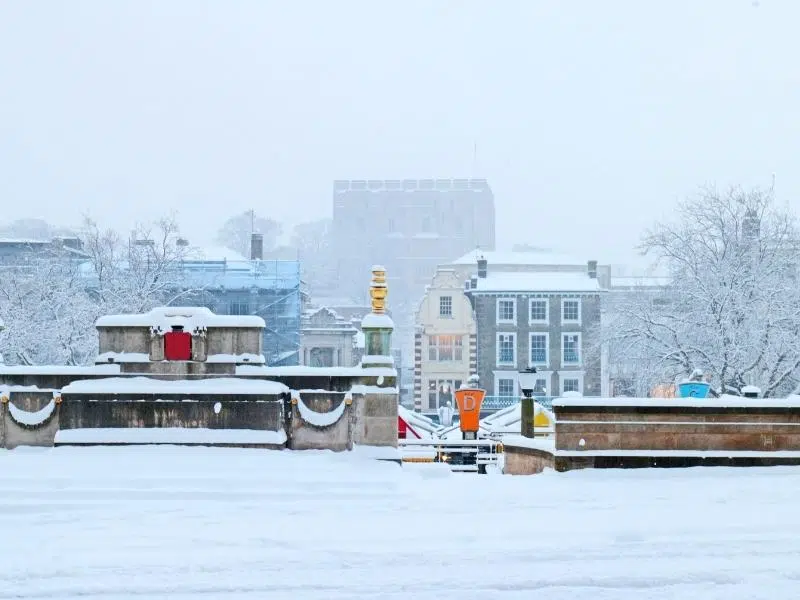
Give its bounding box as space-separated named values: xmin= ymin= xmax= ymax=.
xmin=465 ymin=257 xmax=607 ymax=402
xmin=413 ymin=268 xmax=477 ymax=414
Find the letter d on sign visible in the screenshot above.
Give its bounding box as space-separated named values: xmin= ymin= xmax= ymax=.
xmin=461 ymin=394 xmax=476 ymax=411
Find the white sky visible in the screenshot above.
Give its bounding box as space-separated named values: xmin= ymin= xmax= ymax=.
xmin=1 ymin=0 xmax=797 ymax=266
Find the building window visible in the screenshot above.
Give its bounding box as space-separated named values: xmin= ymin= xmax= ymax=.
xmin=562 ymin=378 xmax=581 ymax=393
xmin=497 ymin=333 xmax=516 ymax=366
xmin=421 ymin=216 xmax=432 ymax=233
xmin=529 ymin=299 xmax=548 ymax=323
xmin=497 ymin=378 xmax=515 ymax=397
xmin=428 ymin=335 xmax=463 ymax=361
xmin=529 ymin=333 xmax=549 ymax=367
xmin=229 ymin=300 xmax=249 ymax=315
xmin=496 ymin=298 xmax=516 ymax=324
xmin=439 ymin=295 xmax=453 ymax=317
xmin=562 ymin=333 xmax=581 ymax=365
xmin=562 ymin=298 xmax=581 ymax=323
xmin=428 ymin=378 xmax=463 ymax=410
xmin=309 ymin=347 xmax=335 ymax=367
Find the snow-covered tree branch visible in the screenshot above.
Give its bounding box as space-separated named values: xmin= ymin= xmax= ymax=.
xmin=605 ymin=185 xmax=800 ymax=397
xmin=0 ymin=216 xmax=199 ymax=366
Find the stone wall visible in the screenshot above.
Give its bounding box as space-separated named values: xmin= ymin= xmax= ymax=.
xmin=1 ymin=392 xmax=60 ymax=449
xmin=555 ymin=404 xmax=800 ymax=452
xmin=98 ymin=327 xmax=151 ymax=355
xmin=503 ymin=444 xmax=557 ymax=475
xmin=97 ymin=325 xmax=263 ymax=361
xmin=289 ymin=391 xmax=398 ymax=451
xmin=58 ymin=398 xmax=283 ymax=432
xmin=118 ymin=362 xmax=236 ymax=378
xmin=206 ymin=328 xmax=263 ymax=357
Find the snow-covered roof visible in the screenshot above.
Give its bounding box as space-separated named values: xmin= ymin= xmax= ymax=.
xmin=95 ymin=306 xmax=266 ymax=329
xmin=610 ymin=276 xmax=671 ymax=289
xmin=61 ymin=376 xmax=289 ymax=396
xmin=469 ymin=272 xmax=603 ymax=294
xmin=398 ymin=405 xmax=443 ymax=439
xmin=451 ymin=249 xmax=589 ymax=267
xmin=186 ymin=244 xmax=250 ymax=262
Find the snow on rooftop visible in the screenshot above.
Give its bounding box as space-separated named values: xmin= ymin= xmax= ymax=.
xmin=470 ymin=272 xmax=603 ymax=293
xmin=451 ymin=249 xmax=589 ymax=267
xmin=60 ymin=377 xmax=289 ymax=396
xmin=185 ymin=244 xmax=250 ymax=262
xmin=95 ymin=306 xmax=266 ymax=330
xmin=610 ymin=275 xmax=671 ymax=289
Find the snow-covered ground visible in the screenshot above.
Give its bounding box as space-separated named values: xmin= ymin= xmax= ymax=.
xmin=1 ymin=448 xmax=799 ymax=599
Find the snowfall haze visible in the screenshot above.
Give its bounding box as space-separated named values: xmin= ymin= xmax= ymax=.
xmin=1 ymin=0 xmax=798 ymax=265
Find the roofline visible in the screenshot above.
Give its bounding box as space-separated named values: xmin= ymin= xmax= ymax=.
xmin=466 ymin=289 xmax=607 ymax=295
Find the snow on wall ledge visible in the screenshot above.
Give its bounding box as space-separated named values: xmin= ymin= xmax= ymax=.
xmin=0 ymin=364 xmax=121 ymax=375
xmin=61 ymin=377 xmax=289 ymax=396
xmin=236 ymin=365 xmax=397 ymax=378
xmin=553 ymin=395 xmax=800 ymax=409
xmin=95 ymin=306 xmax=266 ymax=330
xmin=361 ymin=313 xmax=394 ymax=329
xmin=54 ymin=427 xmax=287 ymax=445
xmin=7 ymin=399 xmax=58 ymax=427
xmin=296 ymin=393 xmax=348 ymax=427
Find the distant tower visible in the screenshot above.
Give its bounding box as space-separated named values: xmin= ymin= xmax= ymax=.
xmin=360 ymin=265 xmax=394 ymax=367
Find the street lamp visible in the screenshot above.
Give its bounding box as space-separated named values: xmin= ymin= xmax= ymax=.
xmin=518 ymin=367 xmax=538 ymax=438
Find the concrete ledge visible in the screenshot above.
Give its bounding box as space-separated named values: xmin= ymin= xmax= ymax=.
xmin=502 ymin=436 xmax=558 ymax=475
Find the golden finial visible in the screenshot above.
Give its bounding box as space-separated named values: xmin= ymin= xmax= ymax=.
xmin=370 ymin=265 xmax=387 ymax=314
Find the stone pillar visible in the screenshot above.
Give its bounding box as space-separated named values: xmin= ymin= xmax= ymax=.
xmin=360 ymin=265 xmax=394 ymax=369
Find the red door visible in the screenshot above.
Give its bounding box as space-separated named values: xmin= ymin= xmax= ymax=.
xmin=164 ymin=331 xmax=192 ymax=361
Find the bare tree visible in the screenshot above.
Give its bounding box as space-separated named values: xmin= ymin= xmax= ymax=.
xmin=605 ymin=185 xmax=800 ymax=397
xmin=216 ymin=210 xmax=282 ymax=257
xmin=0 ymin=215 xmax=200 ymax=366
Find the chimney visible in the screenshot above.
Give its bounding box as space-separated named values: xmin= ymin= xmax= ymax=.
xmin=587 ymin=260 xmax=598 ymax=279
xmin=477 ymin=256 xmax=488 ymax=278
xmin=250 ymin=233 xmax=264 ymax=260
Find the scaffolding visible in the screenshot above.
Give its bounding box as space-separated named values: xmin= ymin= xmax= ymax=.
xmin=179 ymin=259 xmax=304 ymax=366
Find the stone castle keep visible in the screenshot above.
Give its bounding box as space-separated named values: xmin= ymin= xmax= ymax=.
xmin=0 ymin=268 xmax=398 ymax=454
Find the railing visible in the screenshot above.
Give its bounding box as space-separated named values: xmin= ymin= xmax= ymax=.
xmin=482 ymin=396 xmax=554 ymax=411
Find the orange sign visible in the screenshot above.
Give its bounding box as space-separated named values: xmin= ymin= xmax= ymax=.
xmin=454 ymin=388 xmax=486 ymax=433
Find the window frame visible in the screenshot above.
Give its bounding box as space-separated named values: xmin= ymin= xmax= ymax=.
xmin=528 ymin=332 xmax=550 ymax=368
xmin=558 ymin=371 xmax=584 ymax=395
xmin=496 ymin=332 xmax=517 ymax=367
xmin=562 ymin=332 xmax=582 ymax=366
xmin=528 ymin=298 xmax=549 ymax=325
xmin=496 ymin=298 xmax=517 ymax=324
xmin=561 ymin=297 xmax=582 ymax=325
xmin=496 ymin=378 xmax=516 ymax=397
xmin=439 ymin=295 xmax=453 ymax=318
